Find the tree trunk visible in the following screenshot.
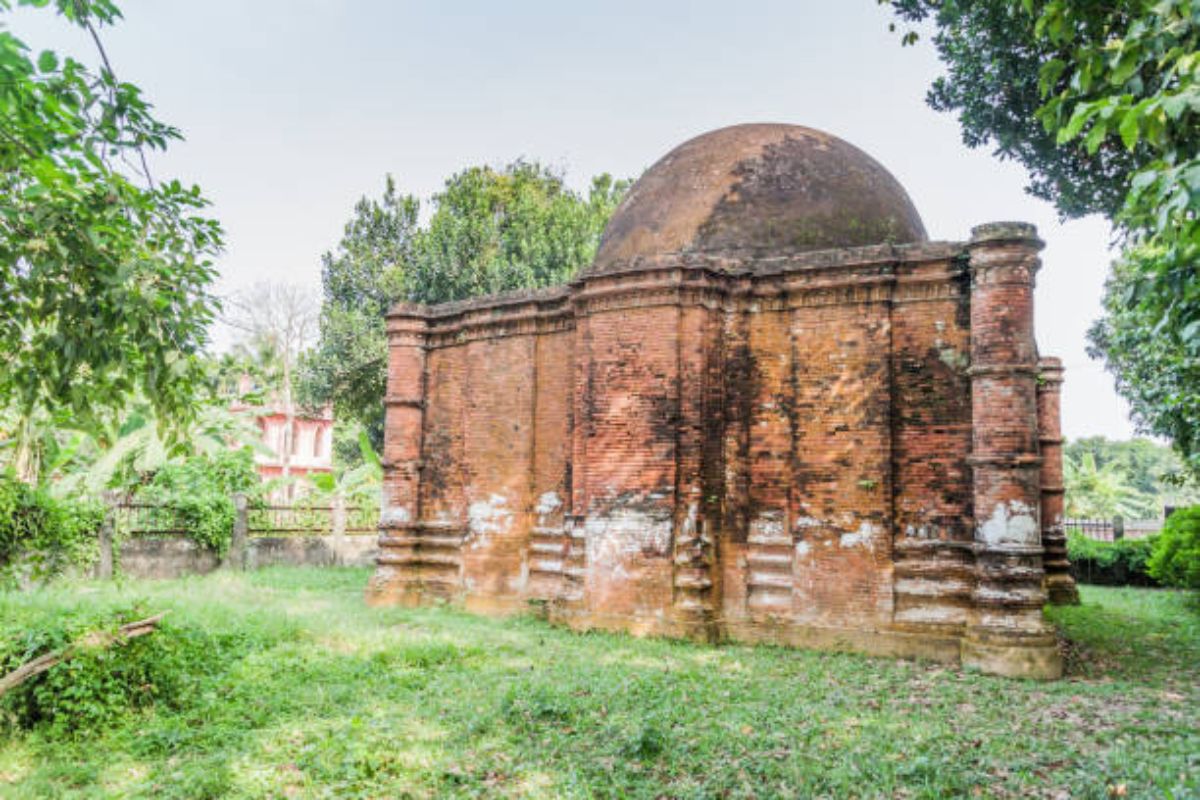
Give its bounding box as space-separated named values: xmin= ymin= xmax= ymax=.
xmin=281 ymin=353 xmax=294 ymax=498
xmin=13 ymin=413 xmax=39 ymax=485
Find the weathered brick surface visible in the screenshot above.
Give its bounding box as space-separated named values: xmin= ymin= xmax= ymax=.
xmin=368 ymin=243 xmax=1065 ymax=679
xmin=960 ymin=223 xmax=1060 ymax=678
xmin=1038 ymin=357 xmax=1079 ymax=605
xmin=576 ymin=296 xmax=679 ymax=624
xmin=368 ymin=127 xmax=1068 ymax=679
xmin=786 ymin=298 xmax=894 ymax=629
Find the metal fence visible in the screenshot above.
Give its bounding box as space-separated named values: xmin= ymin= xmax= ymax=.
xmin=111 ymin=499 xmax=377 ymax=538
xmin=247 ymin=504 xmax=377 ymax=537
xmin=111 ymin=502 xmax=189 ymax=538
xmin=1063 ymin=518 xmax=1162 ymax=542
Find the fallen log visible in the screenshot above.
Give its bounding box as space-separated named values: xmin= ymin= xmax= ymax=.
xmin=0 ymin=612 xmax=167 ymax=697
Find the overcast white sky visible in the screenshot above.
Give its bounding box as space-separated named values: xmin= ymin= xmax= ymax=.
xmin=10 ymin=0 xmax=1136 ymax=440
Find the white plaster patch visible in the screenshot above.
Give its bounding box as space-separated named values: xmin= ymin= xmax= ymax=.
xmin=904 ymin=523 xmax=934 ymax=539
xmin=583 ymin=510 xmax=672 ymax=578
xmin=468 ymin=493 xmax=513 ymax=549
xmin=536 ymin=491 xmax=562 ymax=516
xmin=978 ymin=500 xmax=1039 ymax=545
xmin=839 ymin=521 xmax=879 ymax=549
xmin=794 ymin=516 xmax=823 ymax=530
xmin=749 ymin=511 xmax=787 ymax=545
xmin=794 ymin=540 xmax=811 ymax=557
xmin=895 ymin=577 xmax=971 ymax=596
xmin=680 ymin=501 xmax=699 ymax=541
xmin=895 ymin=604 xmax=964 ymax=626
xmin=380 ymin=505 xmax=411 ymax=526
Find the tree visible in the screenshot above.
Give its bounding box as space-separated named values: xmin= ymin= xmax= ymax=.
xmin=310 ymin=426 xmax=382 ymax=509
xmin=882 ymin=0 xmax=1200 ymax=473
xmin=1062 ymin=436 xmax=1200 ymax=517
xmin=881 ymin=1 xmax=1153 ymax=219
xmin=1090 ymin=247 xmax=1200 ymax=474
xmin=223 ymin=283 xmax=318 ymax=481
xmin=0 ymin=390 xmax=265 ymax=496
xmin=410 ymin=163 xmax=628 ymax=303
xmin=1147 ymin=505 xmax=1200 ymax=588
xmin=297 ymin=177 xmax=416 ymax=458
xmin=1064 ymin=435 xmax=1198 ymax=498
xmin=63 ymin=398 xmax=264 ymax=495
xmin=1064 ymin=451 xmax=1156 ymax=519
xmin=0 ymin=0 xmax=223 ymax=482
xmin=300 ymin=165 xmax=628 ymax=453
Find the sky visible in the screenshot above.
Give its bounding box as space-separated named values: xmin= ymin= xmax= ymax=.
xmin=9 ymin=0 xmax=1135 ymax=440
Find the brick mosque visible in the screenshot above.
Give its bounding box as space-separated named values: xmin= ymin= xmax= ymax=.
xmin=367 ymin=123 xmax=1079 ymax=679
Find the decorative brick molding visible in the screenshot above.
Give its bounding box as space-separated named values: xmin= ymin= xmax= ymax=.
xmin=1038 ymin=357 xmax=1080 ymax=606
xmin=960 ymin=223 xmax=1061 ymax=678
xmin=368 ymin=126 xmax=1070 ymax=679
xmin=367 ymin=240 xmax=1067 ymax=678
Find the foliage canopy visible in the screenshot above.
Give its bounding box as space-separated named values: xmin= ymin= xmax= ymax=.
xmin=883 ymin=0 xmax=1200 ymax=473
xmin=134 ymin=448 xmax=260 ymax=555
xmin=0 ymin=0 xmax=223 ymax=477
xmin=1148 ymin=505 xmax=1200 ymax=588
xmin=300 ymin=165 xmax=628 ymax=448
xmin=1063 ymin=436 xmax=1199 ymax=517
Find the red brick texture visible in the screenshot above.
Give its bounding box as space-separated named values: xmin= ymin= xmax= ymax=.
xmin=1038 ymin=357 xmax=1079 ymax=605
xmin=368 ymin=231 xmax=1067 ymax=679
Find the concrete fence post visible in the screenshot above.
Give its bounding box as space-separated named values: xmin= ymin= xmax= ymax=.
xmin=227 ymin=493 xmax=249 ymax=570
xmin=1112 ymin=516 xmax=1125 ymax=541
xmin=331 ymin=492 xmax=347 ymax=566
xmin=95 ymin=508 xmax=114 ymax=580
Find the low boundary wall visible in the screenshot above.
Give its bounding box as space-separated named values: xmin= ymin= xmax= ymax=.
xmin=115 ymin=535 xmax=378 ymax=580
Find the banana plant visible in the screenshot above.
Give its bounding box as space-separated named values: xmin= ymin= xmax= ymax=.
xmin=51 ymin=400 xmax=269 ymax=496
xmin=310 ymin=427 xmax=382 ymax=507
xmin=1064 ymin=452 xmax=1158 ymax=519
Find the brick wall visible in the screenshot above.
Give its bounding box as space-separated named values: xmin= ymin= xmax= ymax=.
xmin=370 ymin=236 xmax=1065 ymax=679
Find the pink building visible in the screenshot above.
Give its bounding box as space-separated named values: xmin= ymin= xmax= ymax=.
xmin=232 ymin=375 xmax=333 ymax=499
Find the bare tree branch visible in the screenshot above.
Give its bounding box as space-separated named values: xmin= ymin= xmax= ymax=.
xmin=0 ymin=613 xmax=167 ymax=697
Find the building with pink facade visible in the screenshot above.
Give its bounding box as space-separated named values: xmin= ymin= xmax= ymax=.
xmin=231 ymin=375 xmax=334 ymax=498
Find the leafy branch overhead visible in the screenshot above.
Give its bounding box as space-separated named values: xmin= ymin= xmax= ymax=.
xmin=882 ymin=0 xmax=1200 ymax=474
xmin=0 ymin=0 xmax=224 ymax=478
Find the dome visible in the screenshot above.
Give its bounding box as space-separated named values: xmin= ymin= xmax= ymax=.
xmin=590 ymin=124 xmax=927 ymax=273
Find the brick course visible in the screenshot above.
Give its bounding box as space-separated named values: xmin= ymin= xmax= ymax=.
xmin=368 ymin=126 xmax=1069 ymax=679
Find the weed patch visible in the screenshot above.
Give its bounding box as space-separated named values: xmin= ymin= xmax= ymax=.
xmin=0 ymin=569 xmax=1195 ymax=798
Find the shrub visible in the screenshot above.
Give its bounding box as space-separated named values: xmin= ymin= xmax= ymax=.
xmin=0 ymin=471 xmax=103 ymax=587
xmin=1147 ymin=506 xmax=1200 ymax=589
xmin=0 ymin=604 xmax=246 ymax=737
xmin=135 ymin=448 xmax=260 ymax=555
xmin=1066 ymin=532 xmax=1158 ymax=586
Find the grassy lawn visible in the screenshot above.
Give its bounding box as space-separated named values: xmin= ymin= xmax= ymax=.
xmin=0 ymin=569 xmax=1196 ymax=799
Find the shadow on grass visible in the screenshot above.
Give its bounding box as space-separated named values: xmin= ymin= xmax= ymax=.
xmin=3 ymin=571 xmax=1197 ymax=798
xmin=1049 ymin=585 xmax=1200 ymax=687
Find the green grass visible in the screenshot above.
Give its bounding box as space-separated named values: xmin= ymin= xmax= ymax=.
xmin=1 ymin=569 xmax=1197 ymax=799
